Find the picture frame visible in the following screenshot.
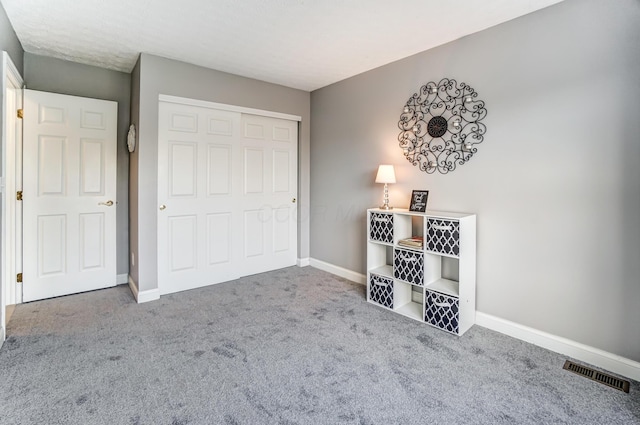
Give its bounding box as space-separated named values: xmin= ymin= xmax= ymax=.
xmin=409 ymin=190 xmax=429 ymax=212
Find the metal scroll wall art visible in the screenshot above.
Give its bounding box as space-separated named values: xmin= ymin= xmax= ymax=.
xmin=398 ymin=78 xmax=487 ymax=174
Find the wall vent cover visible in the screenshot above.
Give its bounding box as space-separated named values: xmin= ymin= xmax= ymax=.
xmin=563 ymin=360 xmax=630 ymax=393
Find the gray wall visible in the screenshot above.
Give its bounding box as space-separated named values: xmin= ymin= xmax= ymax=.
xmin=131 ymin=53 xmax=310 ymax=292
xmin=24 ymin=53 xmax=131 ymax=276
xmin=0 ymin=2 xmax=22 ymax=74
xmin=310 ymin=0 xmax=640 ymax=361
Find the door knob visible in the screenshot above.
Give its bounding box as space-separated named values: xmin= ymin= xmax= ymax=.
xmin=292 ymin=198 xmax=296 ymax=203
xmin=98 ymin=200 xmax=114 ymax=206
xmin=159 ymin=204 xmax=167 ymax=210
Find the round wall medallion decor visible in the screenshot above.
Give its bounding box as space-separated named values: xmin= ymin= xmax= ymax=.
xmin=398 ymin=78 xmax=487 ymax=174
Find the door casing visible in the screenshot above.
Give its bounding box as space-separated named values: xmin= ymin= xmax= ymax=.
xmin=1 ymin=52 xmax=23 ymax=344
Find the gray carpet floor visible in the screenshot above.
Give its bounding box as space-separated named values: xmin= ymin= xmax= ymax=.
xmin=0 ymin=266 xmax=638 ymax=424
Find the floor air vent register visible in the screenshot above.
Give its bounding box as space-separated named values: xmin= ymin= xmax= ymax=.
xmin=563 ymin=360 xmax=630 ymax=393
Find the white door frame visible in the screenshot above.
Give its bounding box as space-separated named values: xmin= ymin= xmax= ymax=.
xmin=1 ymin=51 xmax=23 ymax=344
xmin=158 ymin=95 xmax=302 ymax=123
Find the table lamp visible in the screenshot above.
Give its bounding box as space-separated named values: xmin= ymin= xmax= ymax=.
xmin=375 ymin=165 xmax=396 ymax=210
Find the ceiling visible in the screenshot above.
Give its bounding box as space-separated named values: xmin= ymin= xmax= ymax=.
xmin=1 ymin=0 xmax=564 ymax=91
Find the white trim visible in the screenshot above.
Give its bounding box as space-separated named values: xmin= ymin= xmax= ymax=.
xmin=1 ymin=51 xmax=23 ymax=338
xmin=476 ymin=312 xmax=640 ymax=381
xmin=309 ymin=258 xmax=366 ymax=285
xmin=116 ymin=273 xmax=128 ymax=285
xmin=297 ymin=258 xmax=310 ymax=267
xmin=159 ymin=94 xmax=302 ymax=122
xmin=138 ymin=288 xmax=160 ymax=303
xmin=128 ymin=276 xmax=160 ymax=304
xmin=3 ymin=52 xmax=21 ymax=89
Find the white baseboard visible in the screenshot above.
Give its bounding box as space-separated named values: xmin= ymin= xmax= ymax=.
xmin=297 ymin=258 xmax=310 ymax=267
xmin=127 ymin=276 xmax=160 ymax=304
xmin=309 ymin=258 xmax=366 ymax=284
xmin=476 ymin=312 xmax=640 ymax=381
xmin=116 ymin=274 xmax=128 ymax=285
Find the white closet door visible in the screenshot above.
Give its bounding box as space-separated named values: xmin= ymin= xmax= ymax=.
xmin=157 ymin=102 xmax=298 ymax=295
xmin=22 ymin=89 xmax=117 ymax=302
xmin=239 ymin=114 xmax=298 ymax=276
xmin=157 ymin=102 xmax=243 ymax=295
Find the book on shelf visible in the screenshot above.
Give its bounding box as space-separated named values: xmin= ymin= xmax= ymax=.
xmin=398 ymin=236 xmax=423 ymax=248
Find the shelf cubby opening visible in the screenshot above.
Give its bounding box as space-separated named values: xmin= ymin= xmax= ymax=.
xmin=441 ymin=256 xmax=459 ymax=282
xmin=411 ymin=215 xmax=424 ymax=240
xmin=425 ymin=256 xmax=460 ymax=297
xmin=367 ymin=243 xmax=393 ymax=275
xmin=395 ymin=214 xmax=425 ymax=250
xmin=391 ymin=213 xmax=418 ymax=245
xmin=394 ymin=280 xmax=424 ymax=322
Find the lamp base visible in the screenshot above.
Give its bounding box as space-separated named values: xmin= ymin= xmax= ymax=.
xmin=380 ymin=183 xmax=393 ymax=210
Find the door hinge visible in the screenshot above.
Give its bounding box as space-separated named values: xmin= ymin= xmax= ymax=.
xmin=17 ymin=273 xmax=22 ymax=283
xmin=17 ymin=109 xmax=23 ymax=119
xmin=16 ymin=191 xmax=23 ymax=201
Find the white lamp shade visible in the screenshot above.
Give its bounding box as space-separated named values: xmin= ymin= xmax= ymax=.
xmin=375 ymin=165 xmax=396 ymax=184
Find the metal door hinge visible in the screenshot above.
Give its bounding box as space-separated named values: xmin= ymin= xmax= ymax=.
xmin=17 ymin=273 xmax=22 ymax=283
xmin=17 ymin=109 xmax=23 ymax=119
xmin=16 ymin=191 xmax=23 ymax=201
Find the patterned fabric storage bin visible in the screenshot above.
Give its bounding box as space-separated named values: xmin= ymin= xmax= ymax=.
xmin=425 ymin=290 xmax=460 ymax=334
xmin=426 ymin=218 xmax=460 ymax=257
xmin=369 ymin=274 xmax=393 ymax=308
xmin=369 ymin=213 xmax=393 ymax=243
xmin=393 ymin=248 xmax=424 ymax=286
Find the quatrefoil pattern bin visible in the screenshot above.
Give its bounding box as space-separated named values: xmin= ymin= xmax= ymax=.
xmin=393 ymin=248 xmax=424 ymax=286
xmin=425 ymin=291 xmax=460 ymax=334
xmin=369 ymin=213 xmax=393 ymax=243
xmin=426 ymin=219 xmax=460 ymax=256
xmin=369 ymin=274 xmax=394 ymax=309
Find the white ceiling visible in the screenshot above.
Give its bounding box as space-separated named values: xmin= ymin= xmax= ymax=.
xmin=1 ymin=0 xmax=564 ymax=91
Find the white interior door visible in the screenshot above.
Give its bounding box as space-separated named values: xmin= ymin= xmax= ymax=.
xmin=22 ymin=89 xmax=117 ymax=302
xmin=158 ymin=101 xmax=298 ymax=295
xmin=239 ymin=114 xmax=298 ymax=276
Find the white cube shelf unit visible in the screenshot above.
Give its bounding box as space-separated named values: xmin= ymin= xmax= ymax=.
xmin=367 ymin=208 xmax=476 ymax=335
